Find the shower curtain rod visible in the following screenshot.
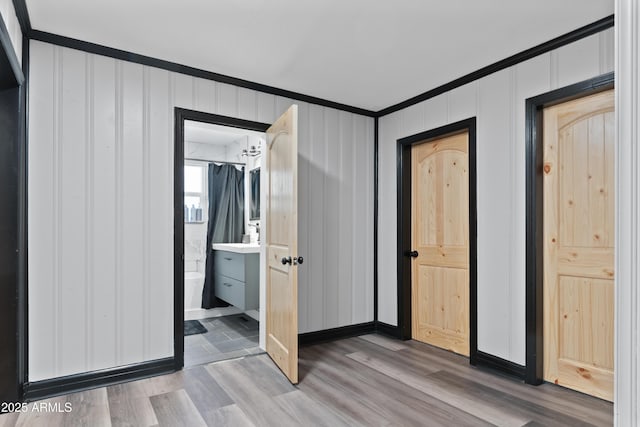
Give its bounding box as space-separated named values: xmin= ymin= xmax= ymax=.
xmin=184 ymin=157 xmax=245 ymax=166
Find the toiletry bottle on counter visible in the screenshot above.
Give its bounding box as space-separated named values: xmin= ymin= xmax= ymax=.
xmin=196 ymin=207 xmax=202 ymax=222
xmin=184 ymin=205 xmax=189 ymax=222
xmin=190 ymin=205 xmax=196 ymax=223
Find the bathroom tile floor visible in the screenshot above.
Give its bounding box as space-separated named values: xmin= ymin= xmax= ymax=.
xmin=184 ymin=314 xmax=262 ymax=367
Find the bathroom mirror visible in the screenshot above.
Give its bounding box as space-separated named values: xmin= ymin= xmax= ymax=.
xmin=250 ymin=167 xmax=260 ymax=220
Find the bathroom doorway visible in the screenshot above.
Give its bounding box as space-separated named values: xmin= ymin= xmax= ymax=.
xmin=174 ymin=110 xmax=270 ymax=368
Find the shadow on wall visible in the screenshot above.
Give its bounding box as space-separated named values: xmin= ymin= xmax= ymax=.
xmin=298 ymin=153 xmax=356 ymax=333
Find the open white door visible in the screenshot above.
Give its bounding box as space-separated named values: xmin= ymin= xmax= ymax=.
xmin=265 ymin=105 xmax=299 ymax=384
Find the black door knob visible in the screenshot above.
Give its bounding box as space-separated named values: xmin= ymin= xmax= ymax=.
xmin=294 ymin=256 xmax=304 ymax=265
xmin=406 ymin=250 xmax=419 ymax=258
xmin=281 ymin=256 xmax=292 ymax=265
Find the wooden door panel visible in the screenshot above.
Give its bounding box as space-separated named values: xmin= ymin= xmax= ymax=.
xmin=558 ymin=276 xmax=614 ymax=369
xmin=414 ymin=266 xmax=469 ymax=353
xmin=415 ymin=148 xmax=468 ymax=247
xmin=558 ymin=113 xmax=615 ymax=248
xmin=543 ymin=89 xmax=614 ymax=401
xmin=265 ymin=105 xmax=298 ymax=384
xmin=412 ymin=132 xmax=469 ymax=357
xmin=555 ymin=275 xmax=614 ymax=398
xmin=266 ymin=265 xmax=293 ymax=371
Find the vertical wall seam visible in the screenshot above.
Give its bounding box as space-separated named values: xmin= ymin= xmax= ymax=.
xmin=351 ymin=114 xmax=358 ymax=323
xmin=272 ymin=95 xmax=276 ymax=123
xmin=550 ymin=50 xmax=559 ymax=90
xmin=598 ymin=31 xmax=606 ymax=75
xmin=508 ymin=66 xmax=517 ymax=360
xmin=191 ymin=76 xmax=196 ymax=111
xmin=345 ymin=113 xmax=352 ymax=324
xmin=369 ymin=117 xmax=375 ymax=320
xmin=322 ymin=106 xmax=328 ymax=329
xmin=53 ymin=45 xmax=62 ymax=376
xmin=214 ymin=80 xmax=219 ymax=114
xmin=168 ymin=72 xmax=175 ymax=352
xmin=115 ymin=60 xmax=123 ymax=365
xmin=235 ymin=86 xmax=239 ymax=117
xmin=143 ymin=66 xmax=151 ymax=360
xmin=85 ymin=53 xmax=95 ymax=371
xmin=337 ymin=112 xmax=344 ymax=325
xmin=631 ymin=4 xmax=637 ymax=419
xmin=321 ymin=107 xmax=327 ymax=329
xmin=304 ymin=104 xmax=311 ymax=331
xmin=254 ymin=91 xmax=259 ymax=122
xmin=212 ymin=80 xmax=219 ymax=115
xmin=475 ymin=81 xmax=481 ymax=124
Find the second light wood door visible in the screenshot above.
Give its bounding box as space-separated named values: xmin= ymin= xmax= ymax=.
xmin=411 ymin=132 xmax=469 ymax=356
xmin=543 ymin=89 xmax=614 ymax=401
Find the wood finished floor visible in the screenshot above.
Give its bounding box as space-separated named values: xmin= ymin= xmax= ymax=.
xmin=0 ymin=334 xmax=613 ymax=426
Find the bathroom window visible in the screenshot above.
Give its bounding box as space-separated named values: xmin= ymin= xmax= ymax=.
xmin=184 ymin=163 xmax=208 ymax=222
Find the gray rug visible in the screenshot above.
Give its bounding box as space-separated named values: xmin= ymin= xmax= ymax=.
xmin=184 ymin=320 xmax=208 ymax=336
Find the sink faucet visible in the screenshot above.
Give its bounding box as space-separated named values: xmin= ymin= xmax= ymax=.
xmin=248 ymin=222 xmax=260 ymax=242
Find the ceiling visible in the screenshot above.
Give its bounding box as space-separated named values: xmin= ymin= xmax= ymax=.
xmin=185 ymin=121 xmax=263 ymax=146
xmin=26 ymin=0 xmax=613 ymax=111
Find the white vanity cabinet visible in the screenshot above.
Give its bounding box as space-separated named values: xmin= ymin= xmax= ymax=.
xmin=212 ymin=245 xmax=259 ymax=310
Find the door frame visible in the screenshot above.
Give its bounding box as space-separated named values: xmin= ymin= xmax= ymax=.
xmin=0 ymin=14 xmax=27 ymax=401
xmin=0 ymin=12 xmax=27 ymax=402
xmin=173 ymin=108 xmax=270 ymax=369
xmin=396 ymin=117 xmax=478 ymax=362
xmin=524 ymin=72 xmax=614 ymax=385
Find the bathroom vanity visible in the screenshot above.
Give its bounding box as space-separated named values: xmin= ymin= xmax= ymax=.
xmin=211 ymin=243 xmax=260 ymax=310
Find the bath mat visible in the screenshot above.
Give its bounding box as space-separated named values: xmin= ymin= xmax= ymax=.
xmin=184 ymin=320 xmax=208 ymax=336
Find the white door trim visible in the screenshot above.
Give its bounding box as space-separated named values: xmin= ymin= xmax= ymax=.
xmin=614 ymin=0 xmax=640 ymax=425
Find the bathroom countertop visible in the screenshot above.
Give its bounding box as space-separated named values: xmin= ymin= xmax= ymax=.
xmin=212 ymin=243 xmax=261 ymax=254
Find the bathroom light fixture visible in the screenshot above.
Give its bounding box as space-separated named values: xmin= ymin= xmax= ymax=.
xmin=241 ymin=145 xmax=261 ymax=157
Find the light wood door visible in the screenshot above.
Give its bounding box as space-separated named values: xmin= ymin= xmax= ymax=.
xmin=543 ymin=90 xmax=614 ymax=401
xmin=265 ymin=105 xmax=299 ymax=384
xmin=411 ymin=132 xmax=470 ymax=356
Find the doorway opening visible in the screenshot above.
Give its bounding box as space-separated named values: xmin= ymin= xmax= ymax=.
xmin=174 ymin=109 xmax=270 ymax=369
xmin=524 ymin=72 xmax=615 ymax=401
xmin=396 ymin=118 xmax=478 ymax=361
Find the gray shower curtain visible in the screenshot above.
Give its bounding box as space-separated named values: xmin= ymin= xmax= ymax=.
xmin=201 ymin=163 xmax=245 ymax=309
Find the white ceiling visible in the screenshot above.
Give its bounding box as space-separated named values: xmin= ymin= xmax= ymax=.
xmin=26 ymin=0 xmax=613 ymax=111
xmin=184 ymin=121 xmax=263 ymax=145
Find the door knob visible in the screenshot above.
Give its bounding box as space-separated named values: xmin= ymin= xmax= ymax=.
xmin=293 ymin=256 xmax=303 ymax=265
xmin=405 ymin=250 xmax=419 ymax=258
xmin=281 ymin=256 xmax=292 ymax=265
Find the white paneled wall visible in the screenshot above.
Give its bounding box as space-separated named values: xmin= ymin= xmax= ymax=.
xmin=28 ymin=40 xmax=374 ymax=381
xmin=377 ymin=29 xmax=614 ymax=365
xmin=0 ymin=0 xmax=22 ymax=64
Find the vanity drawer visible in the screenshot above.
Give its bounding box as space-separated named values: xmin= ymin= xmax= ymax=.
xmin=213 ymin=250 xmax=245 ymax=281
xmin=214 ymin=274 xmax=246 ymax=309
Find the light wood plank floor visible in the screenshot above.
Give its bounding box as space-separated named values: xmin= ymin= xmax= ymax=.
xmin=0 ymin=334 xmax=613 ymax=426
